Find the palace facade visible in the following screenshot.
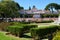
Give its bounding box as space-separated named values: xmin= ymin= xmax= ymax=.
xmin=19 ymin=6 xmax=58 ymax=18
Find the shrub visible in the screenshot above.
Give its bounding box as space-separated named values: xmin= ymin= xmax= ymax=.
xmin=54 ymin=37 xmax=60 ymax=40
xmin=23 ymin=25 xmax=38 ymax=32
xmin=0 ymin=22 xmax=10 ymax=31
xmin=57 ymin=25 xmax=60 ymax=30
xmin=35 ymin=20 xmax=54 ymax=23
xmin=7 ymin=25 xmax=25 ymax=36
xmin=7 ymin=24 xmax=37 ymax=37
xmin=31 ymin=25 xmax=58 ymax=40
xmin=36 ymin=20 xmax=54 ymax=23
xmin=40 ymin=20 xmax=54 ymax=23
xmin=41 ymin=14 xmax=58 ymax=18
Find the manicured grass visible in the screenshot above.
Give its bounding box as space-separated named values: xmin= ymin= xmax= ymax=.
xmin=0 ymin=31 xmax=32 ymax=40
xmin=0 ymin=31 xmax=21 ymax=40
xmin=30 ymin=23 xmax=55 ymax=27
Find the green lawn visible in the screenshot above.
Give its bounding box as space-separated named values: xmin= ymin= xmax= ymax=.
xmin=0 ymin=31 xmax=32 ymax=40
xmin=30 ymin=23 xmax=55 ymax=27
xmin=0 ymin=31 xmax=21 ymax=40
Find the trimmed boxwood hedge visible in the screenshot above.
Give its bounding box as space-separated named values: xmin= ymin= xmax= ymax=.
xmin=7 ymin=24 xmax=37 ymax=37
xmin=40 ymin=20 xmax=54 ymax=23
xmin=35 ymin=20 xmax=54 ymax=23
xmin=31 ymin=25 xmax=58 ymax=40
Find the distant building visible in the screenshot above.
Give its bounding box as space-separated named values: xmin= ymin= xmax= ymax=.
xmin=19 ymin=6 xmax=58 ymax=18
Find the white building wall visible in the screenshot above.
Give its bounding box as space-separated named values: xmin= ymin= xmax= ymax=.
xmin=33 ymin=14 xmax=40 ymax=18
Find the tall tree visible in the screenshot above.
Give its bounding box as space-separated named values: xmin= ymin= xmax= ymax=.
xmin=29 ymin=6 xmax=31 ymax=10
xmin=16 ymin=3 xmax=24 ymax=10
xmin=55 ymin=5 xmax=60 ymax=12
xmin=45 ymin=3 xmax=59 ymax=13
xmin=0 ymin=0 xmax=23 ymax=18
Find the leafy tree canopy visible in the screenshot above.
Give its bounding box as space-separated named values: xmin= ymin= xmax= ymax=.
xmin=45 ymin=3 xmax=60 ymax=13
xmin=0 ymin=0 xmax=24 ymax=18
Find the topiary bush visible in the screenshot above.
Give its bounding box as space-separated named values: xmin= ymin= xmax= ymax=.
xmin=7 ymin=24 xmax=38 ymax=37
xmin=31 ymin=25 xmax=58 ymax=40
xmin=23 ymin=25 xmax=38 ymax=32
xmin=7 ymin=25 xmax=26 ymax=37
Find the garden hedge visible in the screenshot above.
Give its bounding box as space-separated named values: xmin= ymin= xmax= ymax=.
xmin=41 ymin=14 xmax=58 ymax=18
xmin=7 ymin=24 xmax=37 ymax=37
xmin=35 ymin=20 xmax=54 ymax=23
xmin=31 ymin=25 xmax=58 ymax=40
xmin=40 ymin=20 xmax=54 ymax=23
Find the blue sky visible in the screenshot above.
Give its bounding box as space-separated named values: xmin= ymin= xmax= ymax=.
xmin=14 ymin=0 xmax=60 ymax=10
